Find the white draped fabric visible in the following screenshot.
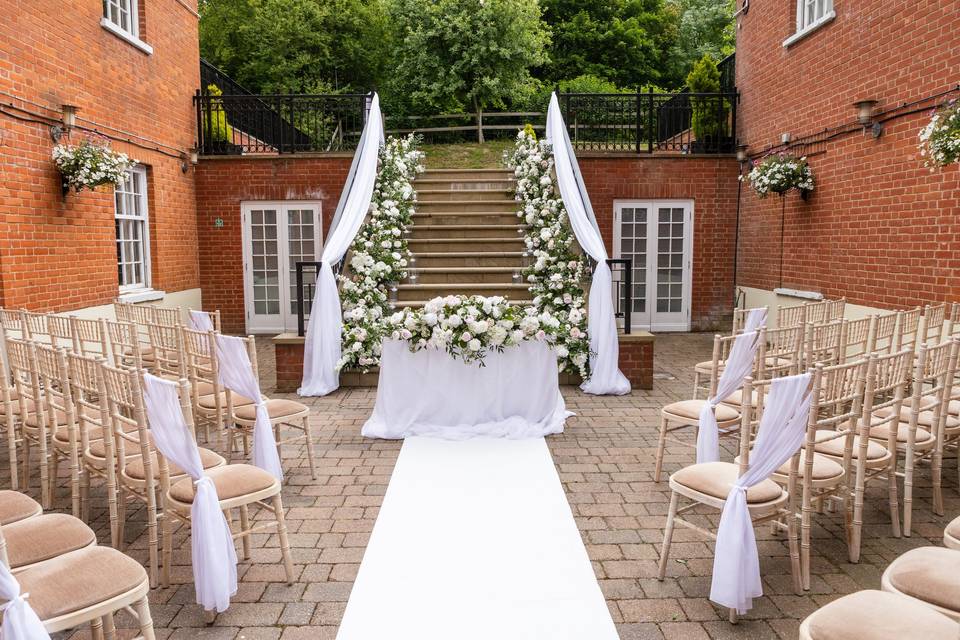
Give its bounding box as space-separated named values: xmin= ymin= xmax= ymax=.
xmin=300 ymin=93 xmax=385 ymax=397
xmin=0 ymin=560 xmax=49 ymax=640
xmin=142 ymin=374 xmax=238 ymax=613
xmin=362 ymin=340 xmax=572 ymax=440
xmin=742 ymin=308 xmax=767 ymax=332
xmin=215 ymin=335 xmax=283 ymax=481
xmin=696 ymin=330 xmax=761 ymax=463
xmin=189 ymin=310 xmax=214 ymax=332
xmin=545 ymin=93 xmax=630 ymax=396
xmin=710 ymin=373 xmax=811 ymax=614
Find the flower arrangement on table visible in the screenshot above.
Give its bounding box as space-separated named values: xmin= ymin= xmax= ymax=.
xmin=338 ymin=134 xmax=425 ymax=372
xmin=504 ymin=126 xmax=591 ymax=378
xmin=387 ymin=295 xmax=564 ymax=366
xmin=52 ymin=138 xmax=136 ymax=193
xmin=919 ymin=99 xmax=960 ymax=169
xmin=743 ymin=154 xmax=814 ymax=199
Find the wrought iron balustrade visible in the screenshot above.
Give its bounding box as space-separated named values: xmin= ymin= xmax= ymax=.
xmin=606 ymin=258 xmax=633 ymax=334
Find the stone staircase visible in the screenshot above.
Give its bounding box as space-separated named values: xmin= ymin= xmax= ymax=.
xmin=398 ymin=168 xmax=531 ymax=307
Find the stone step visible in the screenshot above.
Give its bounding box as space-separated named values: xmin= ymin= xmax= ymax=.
xmin=419 ymin=168 xmax=514 ymax=181
xmin=412 ymin=211 xmax=520 ymax=226
xmin=417 ymin=199 xmax=517 ymax=213
xmin=411 ymin=267 xmax=520 ymax=284
xmin=396 ymin=282 xmax=533 ymax=302
xmin=416 ymin=189 xmax=513 ymax=202
xmin=407 ymin=237 xmax=525 ymax=253
xmin=413 ymin=178 xmax=515 ymax=192
xmin=412 ymin=252 xmax=525 ymax=268
xmin=410 ymin=224 xmax=525 ymax=239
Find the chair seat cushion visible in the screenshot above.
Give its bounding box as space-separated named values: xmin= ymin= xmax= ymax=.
xmin=671 ymin=462 xmax=783 ymax=504
xmin=814 ymin=430 xmax=891 ymax=465
xmin=168 ymin=464 xmax=277 ymax=504
xmin=874 ymin=405 xmax=960 ymax=430
xmin=194 ymin=380 xmax=215 ymax=396
xmin=869 ymin=420 xmax=934 ymax=449
xmin=803 ymin=590 xmax=956 ymax=640
xmin=198 ymin=392 xmax=256 ymax=409
xmin=884 ymin=546 xmax=960 ymax=614
xmin=4 ymin=513 xmax=96 ymax=569
xmin=0 ymin=490 xmax=42 ymax=525
xmin=52 ymin=419 xmax=136 ymax=446
xmin=945 ymin=515 xmax=960 ymax=550
xmin=88 ymin=430 xmax=144 ymax=459
xmin=662 ymin=399 xmax=739 ymax=423
xmin=234 ymin=399 xmax=308 ymax=421
xmin=720 ymin=388 xmax=759 ymax=408
xmin=0 ymin=387 xmax=20 ymax=414
xmin=123 ymin=447 xmax=225 ymax=481
xmin=23 ymin=408 xmax=71 ymax=429
xmin=694 ymin=359 xmax=725 ymax=373
xmin=749 ymin=450 xmax=844 ymax=481
xmin=14 ymin=546 xmax=147 ymax=621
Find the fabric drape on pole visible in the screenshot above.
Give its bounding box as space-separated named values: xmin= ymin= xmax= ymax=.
xmin=696 ymin=329 xmax=761 ymax=463
xmin=546 ymin=93 xmax=630 ymax=396
xmin=300 ymin=93 xmax=385 ymax=397
xmin=143 ymin=374 xmax=238 ymax=613
xmin=710 ymin=373 xmax=811 ymax=614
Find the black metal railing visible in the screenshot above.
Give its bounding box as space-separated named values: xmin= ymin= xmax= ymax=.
xmin=195 ymin=92 xmax=370 ymax=155
xmin=385 ymin=111 xmax=545 ymax=144
xmin=559 ymin=90 xmax=737 ymax=154
xmin=606 ymin=258 xmax=633 ymax=334
xmin=295 ymin=261 xmax=323 ymax=337
xmin=718 ymin=53 xmax=736 ymax=94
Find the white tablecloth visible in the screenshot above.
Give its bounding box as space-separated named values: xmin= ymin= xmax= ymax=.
xmin=362 ymin=340 xmax=572 ymax=439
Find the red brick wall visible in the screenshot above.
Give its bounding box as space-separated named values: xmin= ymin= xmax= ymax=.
xmin=618 ymin=335 xmax=654 ymax=390
xmin=0 ymin=0 xmax=200 ymax=311
xmin=734 ymin=0 xmax=960 ymax=308
xmin=194 ymin=155 xmax=352 ymax=333
xmin=579 ymin=156 xmax=741 ymax=330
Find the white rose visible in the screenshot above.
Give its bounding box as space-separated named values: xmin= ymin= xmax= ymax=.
xmin=468 ymin=339 xmax=482 ymax=352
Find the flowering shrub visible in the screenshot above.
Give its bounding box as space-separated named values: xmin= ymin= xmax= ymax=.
xmin=337 ymin=134 xmax=425 ymax=372
xmin=505 ymin=129 xmax=591 ymax=378
xmin=387 ymin=295 xmax=564 ymax=366
xmin=744 ymin=154 xmax=814 ymax=199
xmin=52 ymin=139 xmax=136 ymax=192
xmin=919 ymin=99 xmax=960 ymax=169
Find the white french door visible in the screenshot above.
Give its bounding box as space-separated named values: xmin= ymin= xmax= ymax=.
xmin=241 ymin=202 xmax=322 ymax=334
xmin=613 ymin=200 xmax=693 ymax=332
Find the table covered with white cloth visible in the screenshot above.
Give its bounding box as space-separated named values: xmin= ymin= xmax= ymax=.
xmin=362 ymin=339 xmax=572 ymax=439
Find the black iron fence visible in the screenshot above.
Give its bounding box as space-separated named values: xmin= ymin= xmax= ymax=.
xmin=606 ymin=258 xmax=633 ymax=334
xmin=559 ymin=90 xmax=737 ymax=154
xmin=295 ymin=261 xmax=323 ymax=337
xmin=385 ymin=111 xmax=545 ymax=144
xmin=195 ymin=92 xmax=370 ymax=155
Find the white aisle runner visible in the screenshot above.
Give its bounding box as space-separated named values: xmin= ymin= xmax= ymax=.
xmin=336 ymin=437 xmax=620 ymax=640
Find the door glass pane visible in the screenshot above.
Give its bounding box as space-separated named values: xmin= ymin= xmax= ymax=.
xmin=655 ymin=206 xmax=684 ymax=315
xmin=618 ymin=206 xmax=647 ymax=314
xmin=287 ymin=209 xmax=318 ymax=315
xmin=250 ymin=209 xmax=280 ymax=318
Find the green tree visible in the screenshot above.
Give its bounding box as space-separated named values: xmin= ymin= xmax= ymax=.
xmin=687 ymin=54 xmax=729 ymax=147
xmin=538 ymin=0 xmax=677 ymax=90
xmin=199 ymin=0 xmax=389 ymax=94
xmin=384 ymin=0 xmax=550 ymax=141
xmin=664 ymin=0 xmax=734 ymax=87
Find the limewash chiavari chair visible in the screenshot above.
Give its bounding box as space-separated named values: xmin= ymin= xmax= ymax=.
xmin=880 ymin=546 xmax=960 ymax=622
xmin=33 ymin=344 xmax=81 ymax=517
xmin=814 ymin=350 xmax=912 ymax=562
xmin=102 ymin=363 xmax=225 ymax=587
xmin=104 ymin=318 xmax=147 ymax=369
xmin=0 ymin=504 xmax=96 ymax=572
xmin=154 ymin=376 xmax=295 ymax=594
xmin=0 ymin=309 xmax=25 ymax=340
xmin=115 ymin=301 xmax=156 ymax=361
xmin=947 ymin=302 xmax=960 ymax=339
xmin=692 ymin=307 xmax=769 ymax=398
xmin=777 ymin=302 xmax=808 ymax=329
xmin=871 ymin=339 xmax=960 ymax=535
xmin=181 ymin=326 xmax=229 ymax=443
xmin=0 ymin=326 xmax=20 ymax=490
xmin=919 ymin=302 xmax=947 ymax=345
xmin=732 ymin=306 xmax=768 ymax=334
xmin=147 ymin=322 xmax=187 ymax=380
xmin=767 ymin=359 xmax=868 ymax=589
xmin=719 ymin=325 xmax=805 ymax=413
xmin=151 ymin=306 xmax=183 ymax=327
xmin=893 ymin=307 xmax=922 ymax=352
xmin=657 ymin=374 xmax=806 ymax=618
xmin=656 ymin=332 xmax=750 ymax=482
xmin=802 ymin=320 xmax=844 ymax=368
xmin=7 ymin=339 xmax=51 ymax=507
xmin=69 ymin=316 xmax=109 ymax=359
xmin=189 ymin=308 xmax=221 ymax=332
xmin=839 ymin=316 xmax=873 ymax=362
xmin=798 ymin=590 xmax=956 ymax=640
xmin=228 ymin=335 xmax=317 ymax=479
xmin=871 ymin=311 xmax=898 ymax=356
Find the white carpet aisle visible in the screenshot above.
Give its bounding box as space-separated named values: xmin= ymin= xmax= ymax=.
xmin=336 ymin=437 xmax=620 ymax=639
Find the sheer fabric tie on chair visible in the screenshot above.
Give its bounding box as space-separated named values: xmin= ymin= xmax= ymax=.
xmin=742 ymin=308 xmax=767 ymax=332
xmin=215 ymin=335 xmax=283 ymax=481
xmin=710 ymin=373 xmax=812 ymax=614
xmin=189 ymin=310 xmax=214 ymax=332
xmin=143 ymin=374 xmax=238 ymax=613
xmin=697 ymin=330 xmax=761 ymax=463
xmin=0 ymin=560 xmax=49 ymax=639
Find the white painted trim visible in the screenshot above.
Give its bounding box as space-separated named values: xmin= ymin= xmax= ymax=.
xmin=773 ymin=287 xmax=823 ymax=300
xmin=783 ymin=9 xmax=835 ymax=47
xmin=100 ymin=17 xmax=153 ymax=55
xmin=117 ymin=288 xmax=165 ymax=304
xmin=115 ymin=166 xmax=152 ymax=293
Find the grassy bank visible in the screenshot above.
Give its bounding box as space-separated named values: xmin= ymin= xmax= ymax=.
xmin=420 ymin=140 xmax=515 ymax=169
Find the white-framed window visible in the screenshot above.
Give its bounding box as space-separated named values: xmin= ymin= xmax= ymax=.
xmin=785 ymin=0 xmax=835 ymax=45
xmin=114 ymin=167 xmax=151 ymax=293
xmin=103 ymin=0 xmax=139 ymax=39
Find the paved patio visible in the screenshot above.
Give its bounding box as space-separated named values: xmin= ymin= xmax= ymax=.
xmin=58 ymin=334 xmax=957 ymax=639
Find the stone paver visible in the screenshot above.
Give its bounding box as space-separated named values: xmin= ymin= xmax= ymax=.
xmin=45 ymin=333 xmax=956 ymax=638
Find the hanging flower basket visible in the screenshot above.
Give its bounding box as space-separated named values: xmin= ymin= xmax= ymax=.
xmin=919 ymin=99 xmax=960 ymax=169
xmin=52 ymin=139 xmax=136 ymax=193
xmin=744 ymin=154 xmax=814 ymax=199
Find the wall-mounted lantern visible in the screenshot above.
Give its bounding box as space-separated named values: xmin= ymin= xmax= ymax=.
xmin=50 ymin=104 xmax=79 ymax=142
xmin=853 ymin=99 xmax=882 ymax=138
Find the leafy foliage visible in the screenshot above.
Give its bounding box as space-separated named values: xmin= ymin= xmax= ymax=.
xmin=919 ymin=99 xmax=960 ymax=169
xmin=203 ymin=84 xmax=233 ymax=142
xmin=664 ymin=0 xmax=735 ymax=86
xmin=687 ymin=54 xmax=727 ymax=140
xmin=744 ymin=155 xmax=814 ymax=198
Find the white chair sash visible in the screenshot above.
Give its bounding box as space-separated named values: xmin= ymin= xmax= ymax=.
xmin=546 ymin=93 xmax=630 ymax=396
xmin=215 ymin=335 xmax=283 ymax=481
xmin=189 ymin=310 xmax=214 ymax=332
xmin=742 ymin=308 xmax=767 ymax=332
xmin=0 ymin=560 xmax=49 ymax=639
xmin=696 ymin=330 xmax=761 ymax=463
xmin=710 ymin=372 xmax=811 ymax=614
xmin=300 ymin=93 xmax=385 ymax=397
xmin=143 ymin=373 xmax=238 ymax=612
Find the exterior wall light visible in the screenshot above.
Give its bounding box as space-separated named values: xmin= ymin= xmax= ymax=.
xmin=50 ymin=104 xmax=79 ymax=142
xmin=853 ymin=99 xmax=883 ymax=138
xmin=736 ymin=143 xmax=749 ymax=164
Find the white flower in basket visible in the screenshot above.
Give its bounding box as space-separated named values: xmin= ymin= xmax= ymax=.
xmin=52 ymin=139 xmax=136 ymax=193
xmin=919 ymin=99 xmax=960 ymax=169
xmin=744 ymin=154 xmax=814 ymax=199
